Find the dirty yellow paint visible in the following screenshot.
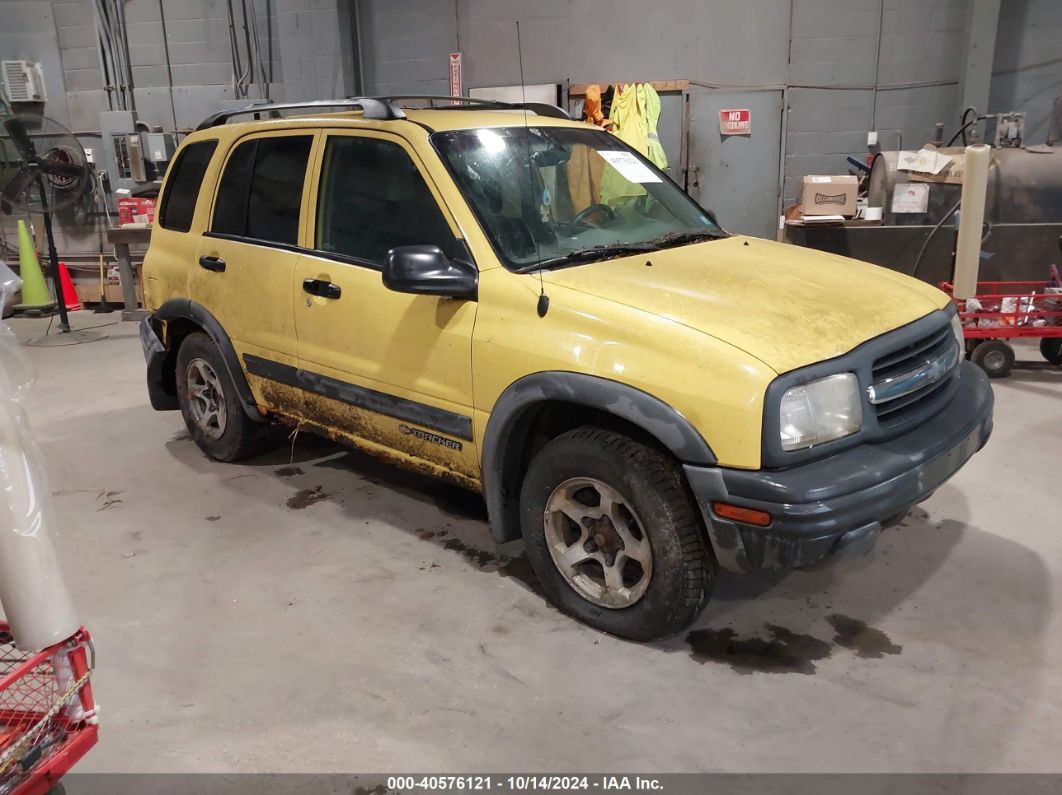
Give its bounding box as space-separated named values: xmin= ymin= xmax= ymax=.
xmin=146 ymin=107 xmax=951 ymax=478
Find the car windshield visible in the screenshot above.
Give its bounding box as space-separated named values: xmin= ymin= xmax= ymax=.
xmin=432 ymin=126 xmax=724 ymax=272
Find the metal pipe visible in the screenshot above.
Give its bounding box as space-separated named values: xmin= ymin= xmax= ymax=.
xmin=225 ymin=0 xmax=245 ymax=98
xmin=266 ymin=0 xmax=274 ymax=86
xmin=871 ymin=0 xmax=884 ymax=130
xmin=157 ymin=0 xmax=178 ymax=128
xmin=115 ymin=0 xmax=136 ymax=111
xmin=239 ymin=0 xmax=256 ymax=97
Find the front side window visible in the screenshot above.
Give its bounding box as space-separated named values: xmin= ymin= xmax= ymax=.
xmin=315 ymin=135 xmax=456 ymax=266
xmin=211 ymin=135 xmax=312 ymax=246
xmin=433 ymin=127 xmax=724 ymax=272
xmin=158 ymin=139 xmax=217 ymax=232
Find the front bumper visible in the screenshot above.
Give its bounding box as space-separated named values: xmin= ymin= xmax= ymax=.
xmin=140 ymin=316 xmax=178 ymax=411
xmin=685 ymin=361 xmax=994 ymax=572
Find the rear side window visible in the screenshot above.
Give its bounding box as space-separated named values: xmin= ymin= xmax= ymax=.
xmin=315 ymin=135 xmax=455 ymax=265
xmin=211 ymin=135 xmax=312 ymax=246
xmin=158 ymin=140 xmax=217 ymax=232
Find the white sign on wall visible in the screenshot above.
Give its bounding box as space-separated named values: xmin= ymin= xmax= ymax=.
xmin=448 ymin=52 xmax=463 ymax=97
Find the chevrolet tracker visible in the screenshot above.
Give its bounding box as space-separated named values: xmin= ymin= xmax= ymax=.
xmin=140 ymin=97 xmax=993 ymax=641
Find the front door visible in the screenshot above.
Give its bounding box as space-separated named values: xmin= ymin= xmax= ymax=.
xmin=289 ymin=130 xmax=479 ymax=484
xmin=190 ymin=130 xmax=316 ymax=413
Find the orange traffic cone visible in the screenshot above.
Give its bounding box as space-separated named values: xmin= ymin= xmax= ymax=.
xmin=58 ymin=263 xmax=81 ymax=311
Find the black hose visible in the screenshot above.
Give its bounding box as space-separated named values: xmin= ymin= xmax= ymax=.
xmin=947 ymin=119 xmax=978 ymax=147
xmin=910 ymin=198 xmax=961 ymax=280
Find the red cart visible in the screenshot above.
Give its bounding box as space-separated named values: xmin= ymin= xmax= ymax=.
xmin=940 ymin=269 xmax=1062 ymax=378
xmin=0 ymin=625 xmax=97 ymax=795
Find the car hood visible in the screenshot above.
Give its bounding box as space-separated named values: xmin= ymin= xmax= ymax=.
xmin=542 ymin=236 xmax=949 ymax=374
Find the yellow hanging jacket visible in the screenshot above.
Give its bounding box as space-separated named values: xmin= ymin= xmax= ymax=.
xmin=600 ymin=83 xmax=668 ymax=205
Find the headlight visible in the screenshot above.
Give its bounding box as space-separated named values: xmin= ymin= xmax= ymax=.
xmin=950 ymin=313 xmax=965 ymax=353
xmin=779 ymin=373 xmax=862 ymax=451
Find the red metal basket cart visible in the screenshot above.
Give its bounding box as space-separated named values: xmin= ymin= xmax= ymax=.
xmin=940 ymin=267 xmax=1062 ymax=378
xmin=0 ymin=625 xmax=97 ymax=795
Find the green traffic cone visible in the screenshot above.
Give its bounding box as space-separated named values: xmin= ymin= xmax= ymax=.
xmin=14 ymin=219 xmax=55 ymax=312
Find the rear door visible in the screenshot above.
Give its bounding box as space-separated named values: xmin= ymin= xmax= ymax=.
xmin=191 ymin=131 xmax=316 ymax=412
xmin=289 ymin=129 xmax=479 ymax=484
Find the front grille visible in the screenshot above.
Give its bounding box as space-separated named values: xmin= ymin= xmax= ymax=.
xmin=870 ymin=322 xmax=957 ymax=425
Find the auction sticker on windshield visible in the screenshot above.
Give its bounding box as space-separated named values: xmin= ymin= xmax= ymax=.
xmin=598 ymin=150 xmax=662 ymax=183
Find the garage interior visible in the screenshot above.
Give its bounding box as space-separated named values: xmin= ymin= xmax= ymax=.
xmin=0 ymin=0 xmax=1061 ymax=787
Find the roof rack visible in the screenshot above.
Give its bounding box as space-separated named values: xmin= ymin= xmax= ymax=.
xmin=376 ymin=95 xmax=572 ymax=120
xmin=195 ymin=94 xmax=572 ymax=131
xmin=195 ymin=98 xmax=406 ymax=130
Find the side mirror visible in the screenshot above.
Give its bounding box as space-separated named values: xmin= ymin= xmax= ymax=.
xmin=382 ymin=245 xmax=477 ymax=299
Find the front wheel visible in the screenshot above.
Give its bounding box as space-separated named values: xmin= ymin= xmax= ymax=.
xmin=519 ymin=428 xmax=714 ymax=641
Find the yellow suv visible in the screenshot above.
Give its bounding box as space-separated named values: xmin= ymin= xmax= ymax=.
xmin=141 ymin=97 xmax=993 ymax=640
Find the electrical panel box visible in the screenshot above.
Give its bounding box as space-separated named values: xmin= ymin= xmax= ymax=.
xmin=100 ymin=110 xmax=140 ymax=195
xmin=142 ymin=132 xmax=178 ymax=177
xmin=1 ymin=60 xmax=47 ymax=104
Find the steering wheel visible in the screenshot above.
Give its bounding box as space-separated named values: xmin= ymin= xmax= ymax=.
xmin=563 ymin=203 xmax=617 ymax=236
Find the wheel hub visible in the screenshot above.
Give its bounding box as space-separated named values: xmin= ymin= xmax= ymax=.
xmin=543 ymin=477 xmax=653 ymax=609
xmin=185 ymin=358 xmax=227 ymax=440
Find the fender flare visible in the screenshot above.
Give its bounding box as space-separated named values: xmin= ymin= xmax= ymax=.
xmin=153 ymin=298 xmax=267 ymax=422
xmin=481 ymin=372 xmax=716 ymax=543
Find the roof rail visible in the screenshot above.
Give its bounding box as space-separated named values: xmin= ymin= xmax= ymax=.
xmin=195 ymin=98 xmax=405 ymax=130
xmin=376 ymin=95 xmax=572 ymax=121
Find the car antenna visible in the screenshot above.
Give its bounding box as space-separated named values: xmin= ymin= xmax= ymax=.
xmin=515 ymin=20 xmax=549 ymax=318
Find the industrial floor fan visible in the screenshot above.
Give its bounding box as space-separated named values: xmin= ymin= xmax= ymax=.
xmin=1 ymin=113 xmax=105 ymax=345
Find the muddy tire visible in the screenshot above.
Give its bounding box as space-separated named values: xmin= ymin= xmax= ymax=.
xmin=519 ymin=427 xmax=714 ymax=641
xmin=175 ymin=332 xmax=278 ymax=462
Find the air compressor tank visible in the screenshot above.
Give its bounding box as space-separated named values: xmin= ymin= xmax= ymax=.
xmin=868 ymin=145 xmax=1062 ymax=226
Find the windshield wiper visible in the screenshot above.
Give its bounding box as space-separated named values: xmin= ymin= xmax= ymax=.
xmin=516 ymin=242 xmax=659 ymax=274
xmin=648 ymin=230 xmax=725 ymax=249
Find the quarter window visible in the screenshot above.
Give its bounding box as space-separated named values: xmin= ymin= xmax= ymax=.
xmin=315 ymin=136 xmax=455 ymax=265
xmin=158 ymin=140 xmax=217 ymax=232
xmin=212 ymin=135 xmax=312 ymax=246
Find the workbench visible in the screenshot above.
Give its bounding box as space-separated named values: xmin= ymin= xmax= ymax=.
xmin=105 ymin=226 xmax=151 ymax=321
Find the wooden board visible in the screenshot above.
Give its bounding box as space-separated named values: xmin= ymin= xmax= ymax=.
xmin=569 ymin=79 xmax=689 ymax=96
xmin=73 ymin=280 xmax=143 ymax=307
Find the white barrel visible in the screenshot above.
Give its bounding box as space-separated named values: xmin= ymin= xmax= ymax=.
xmin=953 ymin=144 xmax=992 ymax=300
xmin=0 ymin=331 xmax=79 ymax=652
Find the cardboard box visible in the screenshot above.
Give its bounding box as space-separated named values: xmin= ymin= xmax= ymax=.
xmin=800 ymin=175 xmax=858 ymax=217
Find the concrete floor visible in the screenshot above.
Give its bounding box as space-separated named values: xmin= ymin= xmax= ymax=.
xmin=6 ymin=312 xmax=1062 ymax=773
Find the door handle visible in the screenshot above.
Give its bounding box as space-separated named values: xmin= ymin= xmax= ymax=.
xmin=302 ymin=278 xmax=341 ymax=300
xmin=198 ymin=255 xmax=226 ymax=272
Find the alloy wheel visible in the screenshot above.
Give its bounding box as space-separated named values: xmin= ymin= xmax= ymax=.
xmin=185 ymin=358 xmax=227 ymax=440
xmin=542 ymin=477 xmax=653 ymax=609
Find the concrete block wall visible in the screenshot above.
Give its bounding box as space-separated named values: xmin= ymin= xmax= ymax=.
xmin=359 ymin=0 xmax=1044 ymax=210
xmin=990 ymin=0 xmax=1062 ymax=144
xmin=2 ymin=0 xmax=1060 ymax=254
xmin=0 ymin=0 xmax=346 ymax=262
xmin=783 ymin=0 xmax=967 ymax=202
xmin=12 ymin=0 xmax=346 ymax=133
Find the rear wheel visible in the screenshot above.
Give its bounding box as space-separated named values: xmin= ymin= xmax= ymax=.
xmin=519 ymin=427 xmax=714 ymax=641
xmin=971 ymin=339 xmax=1014 ymax=378
xmin=175 ymin=332 xmax=279 ymax=461
xmin=1040 ymin=337 xmax=1062 ymax=366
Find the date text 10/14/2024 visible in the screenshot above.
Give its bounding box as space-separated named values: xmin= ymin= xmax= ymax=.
xmin=386 ymin=776 xmax=665 ymax=792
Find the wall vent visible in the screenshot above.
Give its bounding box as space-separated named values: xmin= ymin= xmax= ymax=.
xmin=1 ymin=60 xmax=47 ymax=104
